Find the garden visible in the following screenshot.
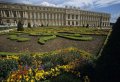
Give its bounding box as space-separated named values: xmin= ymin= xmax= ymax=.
xmin=0 ymin=27 xmax=110 ymax=81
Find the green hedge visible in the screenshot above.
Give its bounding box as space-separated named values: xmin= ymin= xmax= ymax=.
xmin=17 ymin=37 xmax=30 ymax=42
xmin=57 ymin=34 xmax=93 ymax=41
xmin=8 ymin=35 xmax=30 ymax=42
xmin=7 ymin=35 xmax=18 ymax=40
xmin=38 ymin=35 xmax=56 ymax=44
xmin=29 ymin=32 xmax=53 ymax=36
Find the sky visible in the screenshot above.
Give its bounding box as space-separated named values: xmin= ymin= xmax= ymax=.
xmin=0 ymin=0 xmax=120 ymax=23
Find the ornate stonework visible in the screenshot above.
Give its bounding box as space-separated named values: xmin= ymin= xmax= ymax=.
xmin=0 ymin=2 xmax=110 ymax=27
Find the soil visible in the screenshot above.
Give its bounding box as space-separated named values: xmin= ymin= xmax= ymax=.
xmin=0 ymin=34 xmax=106 ymax=55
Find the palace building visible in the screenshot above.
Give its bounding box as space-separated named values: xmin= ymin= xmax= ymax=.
xmin=0 ymin=2 xmax=111 ymax=27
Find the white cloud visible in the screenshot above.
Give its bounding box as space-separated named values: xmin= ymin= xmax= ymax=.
xmin=40 ymin=2 xmax=57 ymax=7
xmin=111 ymin=12 xmax=120 ymax=22
xmin=95 ymin=0 xmax=120 ymax=7
xmin=21 ymin=0 xmax=32 ymax=4
xmin=59 ymin=0 xmax=93 ymax=8
xmin=31 ymin=0 xmax=120 ymax=9
xmin=1 ymin=0 xmax=120 ymax=9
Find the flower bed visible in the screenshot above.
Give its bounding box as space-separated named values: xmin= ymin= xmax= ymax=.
xmin=0 ymin=47 xmax=94 ymax=81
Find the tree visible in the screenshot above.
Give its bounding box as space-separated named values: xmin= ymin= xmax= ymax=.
xmin=17 ymin=20 xmax=24 ymax=31
xmin=86 ymin=24 xmax=89 ymax=28
xmin=28 ymin=22 xmax=31 ymax=28
xmin=94 ymin=17 xmax=120 ymax=82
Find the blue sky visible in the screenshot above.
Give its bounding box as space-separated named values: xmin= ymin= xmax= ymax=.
xmin=0 ymin=0 xmax=120 ymax=23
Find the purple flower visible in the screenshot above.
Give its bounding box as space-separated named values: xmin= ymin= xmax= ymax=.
xmin=25 ymin=65 xmax=29 ymax=70
xmin=38 ymin=65 xmax=44 ymax=70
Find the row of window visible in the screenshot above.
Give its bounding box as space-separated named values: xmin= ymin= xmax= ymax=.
xmin=0 ymin=10 xmax=64 ymax=19
xmin=68 ymin=14 xmax=78 ymax=19
xmin=66 ymin=10 xmax=110 ymax=17
xmin=0 ymin=10 xmax=109 ymax=22
xmin=67 ymin=21 xmax=110 ymax=26
xmin=67 ymin=14 xmax=109 ymax=21
xmin=0 ymin=4 xmax=64 ymax=12
xmin=0 ymin=4 xmax=110 ymax=17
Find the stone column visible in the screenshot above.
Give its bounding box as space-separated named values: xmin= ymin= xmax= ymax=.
xmin=37 ymin=12 xmax=39 ymax=19
xmin=41 ymin=13 xmax=43 ymax=19
xmin=23 ymin=12 xmax=25 ymax=18
xmin=3 ymin=11 xmax=6 ymax=17
xmin=35 ymin=12 xmax=37 ymax=19
xmin=8 ymin=11 xmax=10 ymax=17
xmin=0 ymin=10 xmax=3 ymax=17
xmin=11 ymin=11 xmax=14 ymax=18
xmin=25 ymin=11 xmax=27 ymax=18
xmin=30 ymin=12 xmax=33 ymax=19
xmin=17 ymin=11 xmax=20 ymax=18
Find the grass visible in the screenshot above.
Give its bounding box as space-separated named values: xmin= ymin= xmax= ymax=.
xmin=7 ymin=35 xmax=18 ymax=40
xmin=29 ymin=32 xmax=41 ymax=36
xmin=57 ymin=33 xmax=81 ymax=37
xmin=38 ymin=35 xmax=56 ymax=44
xmin=8 ymin=34 xmax=30 ymax=42
xmin=29 ymin=32 xmax=53 ymax=36
xmin=17 ymin=37 xmax=30 ymax=42
xmin=0 ymin=52 xmax=16 ymax=56
xmin=57 ymin=34 xmax=93 ymax=41
xmin=23 ymin=27 xmax=110 ymax=36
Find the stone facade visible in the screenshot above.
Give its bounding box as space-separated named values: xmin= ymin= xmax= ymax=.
xmin=0 ymin=2 xmax=111 ymax=27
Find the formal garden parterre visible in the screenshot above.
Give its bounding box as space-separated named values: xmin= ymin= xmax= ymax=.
xmin=0 ymin=27 xmax=110 ymax=81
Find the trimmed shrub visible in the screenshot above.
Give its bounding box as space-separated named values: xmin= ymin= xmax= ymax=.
xmin=8 ymin=35 xmax=30 ymax=42
xmin=58 ymin=34 xmax=93 ymax=41
xmin=17 ymin=21 xmax=24 ymax=31
xmin=28 ymin=22 xmax=31 ymax=28
xmin=38 ymin=35 xmax=56 ymax=44
xmin=17 ymin=37 xmax=30 ymax=42
xmin=7 ymin=35 xmax=18 ymax=40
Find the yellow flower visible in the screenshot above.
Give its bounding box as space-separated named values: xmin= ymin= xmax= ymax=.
xmin=30 ymin=79 xmax=35 ymax=82
xmin=29 ymin=68 xmax=32 ymax=74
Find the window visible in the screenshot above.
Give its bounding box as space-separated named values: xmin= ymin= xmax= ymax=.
xmin=5 ymin=10 xmax=9 ymax=17
xmin=72 ymin=15 xmax=74 ymax=19
xmin=68 ymin=21 xmax=70 ymax=25
xmin=13 ymin=11 xmax=16 ymax=17
xmin=76 ymin=15 xmax=78 ymax=19
xmin=72 ymin=21 xmax=74 ymax=25
xmin=76 ymin=21 xmax=78 ymax=25
xmin=7 ymin=20 xmax=10 ymax=23
xmin=68 ymin=14 xmax=70 ymax=19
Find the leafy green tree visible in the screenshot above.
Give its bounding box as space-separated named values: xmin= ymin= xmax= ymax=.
xmin=17 ymin=20 xmax=24 ymax=31
xmin=28 ymin=22 xmax=31 ymax=28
